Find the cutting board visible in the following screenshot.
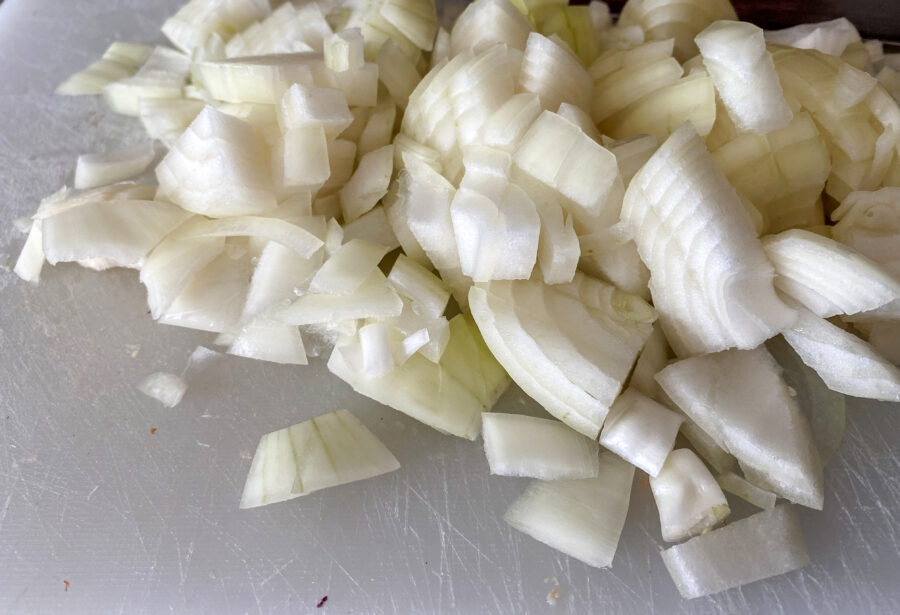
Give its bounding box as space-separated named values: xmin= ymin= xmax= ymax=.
xmin=1 ymin=1 xmax=899 ymax=613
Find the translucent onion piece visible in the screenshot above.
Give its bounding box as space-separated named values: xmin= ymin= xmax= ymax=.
xmin=377 ymin=39 xmax=421 ymax=109
xmin=229 ymin=321 xmax=308 ymax=364
xmin=534 ymin=198 xmax=579 ymax=285
xmin=556 ymin=102 xmax=601 ymax=143
xmin=14 ymin=221 xmax=45 ymax=284
xmin=621 ymin=122 xmax=795 ymax=356
xmin=832 ymin=187 xmax=900 ymax=278
xmin=378 ymin=0 xmax=438 ymax=52
xmin=650 ymin=449 xmax=730 ymax=542
xmin=680 ymin=419 xmax=737 ymax=474
xmin=385 ymin=300 xmax=451 ymax=363
xmin=481 ymin=92 xmax=543 ymax=152
xmin=661 ymin=506 xmax=809 ymax=599
xmin=102 ymin=47 xmax=191 ymax=116
xmin=696 ymin=21 xmax=792 ymax=134
xmin=178 ymin=216 xmax=323 ymax=259
xmin=617 ymin=0 xmax=738 ymax=62
xmin=278 ymin=269 xmax=403 ymax=326
xmin=763 ymin=229 xmax=900 ymax=319
xmin=590 ymin=51 xmax=683 ymax=124
xmin=358 ymin=99 xmax=397 ymax=157
xmin=194 ymin=55 xmax=318 ymax=104
xmin=504 ymin=453 xmax=634 ymax=569
xmin=325 ymin=28 xmax=365 ymax=72
xmin=359 ymin=322 xmax=396 ymax=377
xmin=240 ymin=240 xmax=323 ymax=323
xmin=328 ymin=315 xmax=509 ymax=440
xmin=431 ymin=28 xmax=450 ymax=69
xmin=469 ymin=277 xmax=654 ymax=439
xmin=156 ymin=106 xmax=277 ymax=218
xmin=600 ymin=388 xmax=683 ymax=477
xmin=273 ymin=125 xmax=330 ymax=197
xmin=449 ymin=0 xmax=531 ymax=58
xmin=387 ymin=254 xmax=450 ymax=318
xmin=225 ymin=3 xmax=331 ymax=58
xmin=341 ymin=206 xmax=400 ymax=250
xmin=41 ymin=199 xmax=190 ymax=269
xmin=514 ymin=111 xmax=621 ymax=226
xmin=628 ymin=324 xmax=671 ymax=402
xmin=239 ymin=410 xmax=400 ymax=509
xmin=519 ymin=33 xmax=592 ymax=113
xmin=341 ymin=145 xmax=394 ymax=222
xmin=717 ymin=471 xmax=777 ymax=510
xmin=765 ymin=18 xmax=861 ymax=56
xmin=657 ymin=347 xmax=824 ymax=509
xmin=137 ymin=372 xmax=187 ymax=408
xmin=57 ymin=42 xmax=153 ymax=95
xmin=278 ymin=83 xmax=353 ymax=139
xmin=139 ymin=98 xmax=204 ymax=147
xmin=782 ymin=305 xmax=900 ymax=402
xmin=482 ymin=413 xmax=600 ymax=480
xmin=309 ymin=239 xmax=390 ymax=296
xmin=162 ymin=0 xmax=270 ymax=54
xmin=73 ymin=143 xmax=155 ymax=190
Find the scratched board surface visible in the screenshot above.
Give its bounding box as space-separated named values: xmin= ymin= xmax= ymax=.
xmin=1 ymin=1 xmax=899 ymax=613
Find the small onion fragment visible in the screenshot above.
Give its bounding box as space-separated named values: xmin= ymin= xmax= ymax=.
xmin=137 ymin=372 xmax=187 ymax=408
xmin=716 ymin=471 xmax=777 ymax=511
xmin=650 ymin=449 xmax=730 ymax=542
xmin=74 ymin=143 xmax=156 ymax=190
xmin=660 ymin=506 xmax=810 ymax=599
xmin=482 ymin=413 xmax=600 ymax=480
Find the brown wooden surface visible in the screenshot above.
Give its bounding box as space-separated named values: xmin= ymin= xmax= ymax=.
xmin=603 ymin=0 xmax=900 ymax=41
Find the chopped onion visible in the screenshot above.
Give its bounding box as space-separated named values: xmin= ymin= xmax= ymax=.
xmin=193 ymin=55 xmax=315 ymax=105
xmin=225 ymin=3 xmax=331 ymax=58
xmin=450 ymin=0 xmax=530 ymax=58
xmin=157 ymin=106 xmax=277 ymax=218
xmin=680 ymin=419 xmax=737 ymax=474
xmin=660 ymin=506 xmax=809 ymax=599
xmin=102 ymin=47 xmax=191 ymax=116
xmin=278 ymin=83 xmax=353 ymax=139
xmin=534 ymin=198 xmax=579 ymax=285
xmin=481 ymin=92 xmax=542 ymax=152
xmin=617 ymin=0 xmax=737 ymax=62
xmin=628 ymin=325 xmax=670 ymax=402
xmin=765 ymin=18 xmax=861 ymax=56
xmin=325 ymin=28 xmax=366 ymax=72
xmin=341 ymin=206 xmax=400 ymax=250
xmin=716 ymin=471 xmax=777 ymax=511
xmin=137 ymin=372 xmax=187 ymax=408
xmin=357 ymin=99 xmax=397 ymax=157
xmin=482 ymin=413 xmax=600 ymax=480
xmin=359 ymin=321 xmax=396 ymax=377
xmin=377 ymin=39 xmax=421 ymax=109
xmin=650 ymin=449 xmax=730 ymax=542
xmin=657 ymin=346 xmax=824 ymax=509
xmin=13 ymin=221 xmax=45 ymax=284
xmin=327 ymin=315 xmax=509 ymax=440
xmin=162 ymin=0 xmax=270 ymax=54
xmin=503 ymin=452 xmax=634 ymax=569
xmin=622 ymin=122 xmax=795 ymax=356
xmin=782 ymin=304 xmax=900 ymax=402
xmin=341 ymin=144 xmax=394 ymax=222
xmin=387 ymin=254 xmax=450 ymax=318
xmin=600 ymin=388 xmax=683 ymax=477
xmin=57 ymin=42 xmax=153 ymax=95
xmin=239 ymin=409 xmax=400 ymax=508
xmin=177 ymin=216 xmax=323 ymax=259
xmin=139 ymin=98 xmax=204 ymax=147
xmin=278 ymin=269 xmax=403 ymax=326
xmin=832 ymin=187 xmax=900 ymax=278
xmin=519 ymin=33 xmax=592 ymax=113
xmin=763 ymin=229 xmax=900 ymax=319
xmin=273 ymin=125 xmax=330 ymax=197
xmin=73 ymin=143 xmax=155 ymax=190
xmin=385 ymin=299 xmax=451 ymax=362
xmin=696 ymin=20 xmax=792 ymax=134
xmin=309 ymin=239 xmax=390 ymax=296
xmin=590 ymin=50 xmax=683 ymax=125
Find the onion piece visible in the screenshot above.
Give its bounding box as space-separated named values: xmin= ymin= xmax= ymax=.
xmin=328 ymin=315 xmax=509 ymax=440
xmin=765 ymin=18 xmax=860 ymax=56
xmin=696 ymin=20 xmax=792 ymax=134
xmin=178 ymin=216 xmax=323 ymax=259
xmin=621 ymin=122 xmax=795 ymax=356
xmin=628 ymin=324 xmax=670 ymax=402
xmin=617 ymin=0 xmax=737 ymax=62
xmin=341 ymin=206 xmax=400 ymax=250
xmin=73 ymin=143 xmax=155 ymax=190
xmin=449 ymin=0 xmax=531 ymax=57
xmin=273 ymin=125 xmax=330 ymax=197
xmin=657 ymin=346 xmax=824 ymax=509
xmin=534 ymin=198 xmax=579 ymax=285
xmin=239 ymin=409 xmax=400 ymax=509
xmin=102 ymin=47 xmax=191 ymax=116
xmin=139 ymin=98 xmax=204 ymax=147
xmin=716 ymin=471 xmax=777 ymax=511
xmin=519 ymin=33 xmax=592 ymax=113
xmin=41 ymin=199 xmax=191 ymax=269
xmin=162 ymin=0 xmax=270 ymax=53
xmin=832 ymin=187 xmax=900 ymax=278
xmin=503 ymin=452 xmax=634 ymax=569
xmin=325 ymin=28 xmax=366 ymax=72
xmin=600 ymin=388 xmax=683 ymax=477
xmin=481 ymin=92 xmax=542 ymax=152
xmin=57 ymin=42 xmax=153 ymax=95
xmin=13 ymin=221 xmax=45 ymax=284
xmin=137 ymin=372 xmax=187 ymax=408
xmin=377 ymin=39 xmax=421 ymax=109
xmin=309 ymin=239 xmax=390 ymax=296
xmin=591 ymin=54 xmax=684 ymax=125
xmin=384 ymin=299 xmax=451 ymax=362
xmin=359 ymin=322 xmax=396 ymax=377
xmin=763 ymin=229 xmax=900 ymax=319
xmin=278 ymin=83 xmax=353 ymax=139
xmin=661 ymin=506 xmax=809 ymax=599
xmin=378 ymin=0 xmax=438 ymax=53
xmin=278 ymin=269 xmax=403 ymax=326
xmin=387 ymin=254 xmax=450 ymax=318
xmin=650 ymin=449 xmax=730 ymax=542
xmin=358 ymin=99 xmax=397 ymax=157
xmin=193 ymin=55 xmax=316 ymax=104
xmin=225 ymin=3 xmax=332 ymax=58
xmin=679 ymin=419 xmax=737 ymax=474
xmin=482 ymin=413 xmax=600 ymax=480
xmin=469 ymin=277 xmax=654 ymax=439
xmin=341 ymin=144 xmax=394 ymax=222
xmin=781 ymin=304 xmax=900 ymax=402
xmin=157 ymin=106 xmax=277 ymax=218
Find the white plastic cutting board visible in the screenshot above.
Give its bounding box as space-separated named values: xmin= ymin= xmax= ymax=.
xmin=1 ymin=1 xmax=899 ymax=613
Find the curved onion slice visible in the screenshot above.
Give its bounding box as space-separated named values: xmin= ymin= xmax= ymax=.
xmin=763 ymin=229 xmax=900 ymax=319
xmin=519 ymin=33 xmax=592 ymax=114
xmin=139 ymin=98 xmax=205 ymax=147
xmin=137 ymin=372 xmax=187 ymax=408
xmin=341 ymin=206 xmax=400 ymax=250
xmin=162 ymin=0 xmax=270 ymax=54
xmin=57 ymin=42 xmax=153 ymax=96
xmin=482 ymin=413 xmax=600 ymax=480
xmin=534 ymin=197 xmax=580 ymax=285
xmin=469 ymin=277 xmax=654 ymax=439
xmin=503 ymin=452 xmax=634 ymax=569
xmin=74 ymin=143 xmax=155 ymax=190
xmin=327 ymin=315 xmax=509 ymax=440
xmin=765 ymin=18 xmax=860 ymax=56
xmin=278 ymin=269 xmax=403 ymax=326
xmin=661 ymin=506 xmax=809 ymax=599
xmin=621 ymin=122 xmax=795 ymax=356
xmin=239 ymin=409 xmax=400 ymax=509
xmin=657 ymin=347 xmax=824 ymax=509
xmin=341 ymin=145 xmax=394 ymax=222
xmin=308 ymin=239 xmax=390 ymax=296
xmin=387 ymin=254 xmax=451 ymax=318
xmin=590 ymin=49 xmax=683 ymax=125
xmin=650 ymin=449 xmax=730 ymax=542
xmin=782 ymin=305 xmax=900 ymax=402
xmin=42 ymin=199 xmax=190 ymax=269
xmin=102 ymin=47 xmax=191 ymax=117
xmin=278 ymin=83 xmax=353 ymax=139
xmin=157 ymin=106 xmax=277 ymax=218
xmin=178 ymin=216 xmax=323 ymax=259
xmin=600 ymin=388 xmax=683 ymax=477
xmin=450 ymin=0 xmax=531 ymax=58
xmin=716 ymin=471 xmax=777 ymax=511
xmin=225 ymin=3 xmax=331 ymax=58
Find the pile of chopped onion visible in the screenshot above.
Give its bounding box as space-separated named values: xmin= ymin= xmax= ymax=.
xmin=14 ymin=0 xmax=900 ymax=602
